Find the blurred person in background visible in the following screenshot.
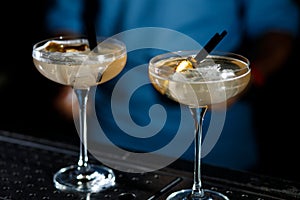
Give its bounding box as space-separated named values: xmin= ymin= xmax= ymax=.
xmin=253 ymin=0 xmax=300 ymax=181
xmin=43 ymin=0 xmax=299 ymax=178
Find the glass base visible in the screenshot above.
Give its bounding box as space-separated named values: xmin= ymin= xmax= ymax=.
xmin=53 ymin=164 xmax=116 ymax=193
xmin=166 ymin=189 xmax=229 ymax=200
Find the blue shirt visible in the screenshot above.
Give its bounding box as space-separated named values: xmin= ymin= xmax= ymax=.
xmin=46 ymin=0 xmax=299 ymax=171
xmin=47 ymin=0 xmax=299 ymax=49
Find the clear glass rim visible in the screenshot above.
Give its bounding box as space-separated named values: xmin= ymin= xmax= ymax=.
xmin=149 ymin=50 xmax=250 ymax=66
xmin=32 ymin=35 xmax=127 ymax=60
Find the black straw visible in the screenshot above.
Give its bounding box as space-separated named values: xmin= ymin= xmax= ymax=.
xmin=85 ymin=21 xmax=98 ymax=51
xmin=193 ymin=30 xmax=227 ymax=64
xmin=83 ymin=0 xmax=99 ymax=51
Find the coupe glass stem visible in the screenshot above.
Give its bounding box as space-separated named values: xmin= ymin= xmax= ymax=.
xmin=190 ymin=106 xmax=208 ymax=199
xmin=74 ymin=87 xmax=90 ymax=171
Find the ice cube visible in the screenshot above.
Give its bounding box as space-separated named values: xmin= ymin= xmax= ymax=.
xmin=172 ymin=62 xmax=236 ymax=83
xmin=219 ymin=69 xmax=235 ymax=79
xmin=172 ymin=68 xmax=202 ymax=82
xmin=194 ymin=64 xmax=235 ymax=81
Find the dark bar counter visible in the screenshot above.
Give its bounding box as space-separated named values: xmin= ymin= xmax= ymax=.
xmin=0 ymin=130 xmax=299 ymax=200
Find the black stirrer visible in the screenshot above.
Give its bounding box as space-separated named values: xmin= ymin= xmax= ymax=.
xmin=192 ymin=30 xmax=227 ymax=65
xmin=85 ymin=20 xmax=98 ymax=51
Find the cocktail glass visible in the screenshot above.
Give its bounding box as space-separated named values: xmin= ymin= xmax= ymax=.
xmin=32 ymin=35 xmax=127 ymax=193
xmin=148 ymin=50 xmax=250 ymax=199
